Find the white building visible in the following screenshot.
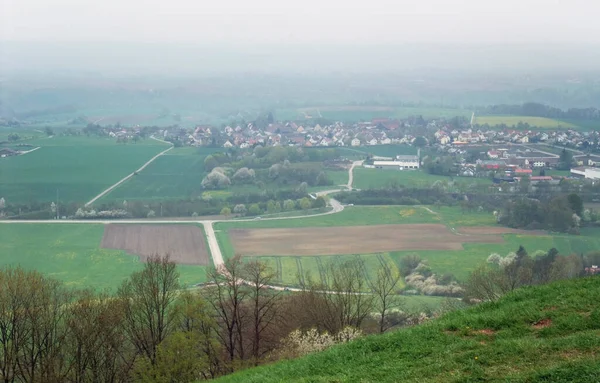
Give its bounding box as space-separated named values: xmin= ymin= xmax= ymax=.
xmin=351 ymin=138 xmax=361 ymax=147
xmin=571 ymin=167 xmax=600 ymax=180
xmin=374 ymin=155 xmax=419 ymax=170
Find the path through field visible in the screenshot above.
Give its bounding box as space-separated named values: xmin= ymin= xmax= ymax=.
xmin=85 ymin=139 xmax=173 ymax=206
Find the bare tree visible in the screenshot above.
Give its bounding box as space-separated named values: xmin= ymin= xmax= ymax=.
xmin=118 ymin=255 xmax=180 ymax=364
xmin=371 ymin=262 xmax=404 ymax=333
xmin=206 ymin=256 xmax=248 ymax=366
xmin=242 ymin=260 xmax=281 ymax=364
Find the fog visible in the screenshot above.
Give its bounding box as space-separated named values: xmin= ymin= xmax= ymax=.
xmin=2 ymin=0 xmax=600 ymax=75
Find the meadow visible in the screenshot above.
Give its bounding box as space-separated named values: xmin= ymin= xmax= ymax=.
xmin=0 ymin=223 xmax=208 ymax=291
xmin=215 ymin=204 xmax=599 ymax=289
xmin=0 ymin=136 xmax=168 ymax=204
xmin=474 ymin=115 xmax=578 ymax=129
xmin=352 ymin=168 xmax=491 ymax=190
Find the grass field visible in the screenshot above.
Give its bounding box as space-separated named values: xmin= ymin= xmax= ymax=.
xmin=352 ymin=168 xmax=491 ymax=190
xmin=99 ymin=147 xmax=223 ymax=202
xmin=217 ymin=277 xmax=600 ymax=383
xmin=215 ymin=204 xmax=599 ymax=288
xmin=0 ymin=136 xmax=169 ymax=204
xmin=288 ymin=106 xmax=471 ymax=122
xmin=474 ymin=116 xmax=578 ymax=129
xmin=0 ymin=224 xmax=207 ymax=291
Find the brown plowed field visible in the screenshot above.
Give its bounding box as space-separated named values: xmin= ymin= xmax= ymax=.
xmin=457 ymin=226 xmax=546 ymax=235
xmin=230 ymin=224 xmax=507 ymax=256
xmin=101 ymin=224 xmax=209 ymax=265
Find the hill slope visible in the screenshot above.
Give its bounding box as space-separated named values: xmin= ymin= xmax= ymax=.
xmin=217 ymin=277 xmax=600 ymax=382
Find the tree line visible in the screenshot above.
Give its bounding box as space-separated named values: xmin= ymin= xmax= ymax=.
xmin=478 ymin=102 xmax=600 ymax=121
xmin=465 ymin=246 xmax=600 ymax=302
xmin=0 ymin=255 xmax=427 ymax=382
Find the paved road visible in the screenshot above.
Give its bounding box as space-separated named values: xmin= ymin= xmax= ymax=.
xmin=84 ymin=141 xmax=173 ymax=207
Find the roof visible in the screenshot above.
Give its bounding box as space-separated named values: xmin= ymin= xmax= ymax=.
xmin=396 ymin=155 xmax=419 ymax=160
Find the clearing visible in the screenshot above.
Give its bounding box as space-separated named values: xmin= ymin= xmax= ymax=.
xmin=230 ymin=224 xmax=506 ymax=256
xmin=101 ymin=224 xmax=210 ymax=265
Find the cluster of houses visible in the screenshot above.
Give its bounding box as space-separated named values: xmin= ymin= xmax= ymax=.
xmin=434 ymin=127 xmax=599 ymax=149
xmin=183 ymin=120 xmax=420 ymax=149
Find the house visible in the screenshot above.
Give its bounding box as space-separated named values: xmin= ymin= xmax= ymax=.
xmin=487 ymin=150 xmax=499 ymax=159
xmin=223 ymin=141 xmax=233 ymax=148
xmin=478 ymin=160 xmax=506 ymax=170
xmin=351 ymin=138 xmax=361 ymax=147
xmin=367 ymin=138 xmax=378 ymax=146
xmin=514 ymin=168 xmax=533 ymax=175
xmin=381 ymin=137 xmax=392 ymax=145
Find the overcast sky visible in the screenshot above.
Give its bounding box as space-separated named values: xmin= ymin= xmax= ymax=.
xmin=2 ymin=0 xmax=598 ymax=44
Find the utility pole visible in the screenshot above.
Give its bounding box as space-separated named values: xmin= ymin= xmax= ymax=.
xmin=56 ymin=189 xmax=59 ymax=220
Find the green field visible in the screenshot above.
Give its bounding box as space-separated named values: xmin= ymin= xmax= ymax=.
xmin=218 ymin=277 xmax=600 ymax=383
xmin=215 ymin=204 xmax=600 ymax=288
xmin=352 ymin=168 xmax=491 ymax=190
xmin=475 ymin=116 xmax=578 ymax=129
xmin=286 ymin=106 xmax=471 ymax=122
xmin=0 ymin=136 xmax=169 ymax=204
xmin=0 ymin=224 xmax=207 ymax=291
xmin=99 ymin=147 xmax=223 ymax=202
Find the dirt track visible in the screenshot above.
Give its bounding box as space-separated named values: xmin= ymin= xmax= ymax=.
xmin=101 ymin=224 xmax=210 ymax=265
xmin=231 ymin=224 xmax=507 ymax=256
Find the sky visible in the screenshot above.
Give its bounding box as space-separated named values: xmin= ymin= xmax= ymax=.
xmin=2 ymin=0 xmax=599 ymax=44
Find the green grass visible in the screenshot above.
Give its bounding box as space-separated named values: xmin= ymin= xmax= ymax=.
xmin=98 ymin=147 xmax=223 ymax=202
xmin=289 ymin=106 xmax=470 ymax=122
xmin=0 ymin=136 xmax=168 ymax=204
xmin=0 ymin=224 xmax=206 ymax=291
xmin=475 ymin=116 xmax=578 ymax=129
xmin=390 ymin=228 xmax=600 ymax=281
xmin=216 ymin=277 xmax=600 ymax=383
xmin=352 ymin=168 xmax=491 ymax=190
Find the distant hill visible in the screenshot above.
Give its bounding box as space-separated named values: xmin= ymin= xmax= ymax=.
xmin=216 ymin=277 xmax=600 ymax=383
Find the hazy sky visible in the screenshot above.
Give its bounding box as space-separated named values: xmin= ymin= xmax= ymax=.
xmin=2 ymin=0 xmax=598 ymax=44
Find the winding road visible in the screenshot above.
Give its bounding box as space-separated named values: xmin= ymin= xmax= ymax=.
xmin=1 ymin=156 xmax=363 ymax=284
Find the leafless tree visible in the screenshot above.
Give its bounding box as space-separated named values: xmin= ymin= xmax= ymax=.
xmin=371 ymin=263 xmax=404 ymax=333
xmin=118 ymin=255 xmax=180 ymax=364
xmin=206 ymin=256 xmax=248 ymax=366
xmin=242 ymin=260 xmax=282 ymax=364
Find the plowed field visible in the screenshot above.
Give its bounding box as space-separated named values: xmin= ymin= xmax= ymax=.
xmin=230 ymin=224 xmax=507 ymax=256
xmin=101 ymin=224 xmax=209 ymax=265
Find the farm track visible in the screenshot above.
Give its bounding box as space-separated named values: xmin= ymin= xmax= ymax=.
xmin=316 ymin=257 xmax=328 ymax=286
xmin=85 ymin=139 xmax=174 ymax=206
xmin=295 ymin=257 xmax=305 ymax=286
xmin=276 ymin=258 xmax=283 ymax=282
xmin=1 ymin=155 xmax=366 ymax=292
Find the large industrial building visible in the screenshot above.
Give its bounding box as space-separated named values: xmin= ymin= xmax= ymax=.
xmin=373 ymin=154 xmax=420 ymax=170
xmin=571 ymin=167 xmax=600 ymax=180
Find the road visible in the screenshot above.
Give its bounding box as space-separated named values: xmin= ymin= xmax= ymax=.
xmin=84 ymin=142 xmax=174 ymax=207
xmin=346 ymin=160 xmax=363 ymax=189
xmin=1 ymin=149 xmax=362 ymax=290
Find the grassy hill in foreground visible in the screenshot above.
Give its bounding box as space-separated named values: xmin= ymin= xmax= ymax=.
xmin=217 ymin=277 xmax=600 ymax=383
